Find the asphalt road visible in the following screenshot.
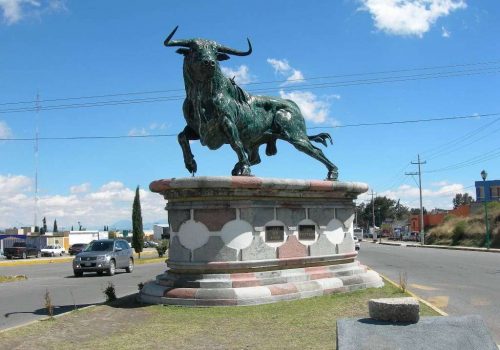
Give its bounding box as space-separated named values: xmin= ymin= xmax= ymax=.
xmin=0 ymin=260 xmax=167 ymax=331
xmin=358 ymin=242 xmax=500 ymax=343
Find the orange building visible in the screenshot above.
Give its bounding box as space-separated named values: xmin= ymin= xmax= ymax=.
xmin=410 ymin=205 xmax=470 ymax=232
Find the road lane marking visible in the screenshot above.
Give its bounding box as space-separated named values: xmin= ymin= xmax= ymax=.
xmin=427 ymin=295 xmax=449 ymax=309
xmin=410 ymin=283 xmax=439 ymax=291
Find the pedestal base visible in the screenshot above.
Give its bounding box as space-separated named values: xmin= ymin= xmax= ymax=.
xmin=139 ymin=176 xmax=383 ymax=306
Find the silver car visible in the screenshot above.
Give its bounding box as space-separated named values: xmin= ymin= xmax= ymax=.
xmin=73 ymin=239 xmax=134 ymax=277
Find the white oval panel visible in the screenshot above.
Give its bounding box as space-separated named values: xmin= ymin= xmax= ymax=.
xmin=178 ymin=220 xmax=210 ymax=250
xmin=220 ymin=220 xmax=254 ymax=250
xmin=324 ymin=218 xmax=345 ymax=245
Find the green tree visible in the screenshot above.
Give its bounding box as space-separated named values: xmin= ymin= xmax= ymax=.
xmin=132 ymin=186 xmax=144 ymax=258
xmin=452 ymin=193 xmax=474 ymax=209
xmin=53 ymin=219 xmax=58 ymax=232
xmin=360 ymin=196 xmax=399 ymax=227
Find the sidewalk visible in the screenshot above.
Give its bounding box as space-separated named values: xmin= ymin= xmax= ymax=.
xmin=370 ymin=238 xmax=500 ymax=253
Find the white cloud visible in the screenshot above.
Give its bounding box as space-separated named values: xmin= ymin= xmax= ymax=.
xmin=441 ymin=25 xmax=450 ymax=37
xmin=279 ymin=90 xmax=331 ymax=124
xmin=267 ymin=58 xmax=292 ymax=75
xmin=221 ymin=65 xmax=254 ymax=84
xmin=286 ymin=69 xmax=305 ymax=84
xmin=0 ymin=120 xmax=12 ymax=138
xmin=70 ymin=182 xmax=90 ymax=194
xmin=128 ymin=127 xmax=148 ymax=136
xmin=380 ymin=182 xmax=466 ymax=209
xmin=0 ymin=0 xmax=66 ymax=25
xmin=267 ymin=58 xmax=305 ymax=86
xmin=359 ymin=0 xmax=467 ymax=37
xmin=0 ymin=176 xmax=165 ymax=229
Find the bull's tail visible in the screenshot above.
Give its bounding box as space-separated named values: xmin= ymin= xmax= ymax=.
xmin=308 ymin=133 xmax=333 ymax=147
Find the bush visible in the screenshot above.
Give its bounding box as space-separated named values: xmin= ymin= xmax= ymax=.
xmin=104 ymin=282 xmax=117 ymax=303
xmin=156 ymin=239 xmax=169 ymax=258
xmin=452 ymin=221 xmax=466 ymax=245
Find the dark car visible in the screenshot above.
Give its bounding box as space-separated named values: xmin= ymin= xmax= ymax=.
xmin=4 ymin=242 xmax=41 ymax=259
xmin=69 ymin=243 xmax=88 ymax=255
xmin=72 ymin=239 xmax=134 ymax=277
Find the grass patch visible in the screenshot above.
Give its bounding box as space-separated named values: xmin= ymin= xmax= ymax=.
xmin=0 ymin=275 xmax=27 ymax=283
xmin=135 ymin=257 xmax=166 ymax=265
xmin=0 ymin=283 xmax=440 ymax=350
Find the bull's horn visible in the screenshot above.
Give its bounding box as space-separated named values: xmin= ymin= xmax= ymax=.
xmin=218 ymin=38 xmax=252 ymax=56
xmin=164 ymin=25 xmax=192 ymax=47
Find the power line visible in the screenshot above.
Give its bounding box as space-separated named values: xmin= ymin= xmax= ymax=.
xmin=1 ymin=66 xmax=499 ymax=115
xmin=2 ymin=58 xmax=500 ymax=107
xmin=2 ymin=112 xmax=499 ymax=142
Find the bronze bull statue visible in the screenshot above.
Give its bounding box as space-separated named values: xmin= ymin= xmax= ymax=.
xmin=165 ymin=26 xmax=338 ymax=180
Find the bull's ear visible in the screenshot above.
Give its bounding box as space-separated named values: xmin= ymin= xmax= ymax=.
xmin=217 ymin=53 xmax=230 ymax=61
xmin=176 ymin=48 xmax=191 ymax=56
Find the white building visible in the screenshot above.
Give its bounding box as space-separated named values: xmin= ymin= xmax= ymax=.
xmin=68 ymin=230 xmax=108 ymax=245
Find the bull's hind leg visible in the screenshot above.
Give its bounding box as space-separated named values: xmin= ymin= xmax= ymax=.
xmin=289 ymin=137 xmax=338 ymax=180
xmin=178 ymin=126 xmax=199 ymax=175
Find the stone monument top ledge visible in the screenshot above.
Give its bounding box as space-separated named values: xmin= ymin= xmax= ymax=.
xmin=150 ymin=176 xmax=368 ymax=196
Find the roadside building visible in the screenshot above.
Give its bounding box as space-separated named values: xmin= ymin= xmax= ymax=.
xmin=153 ymin=224 xmax=170 ymax=240
xmin=68 ymin=230 xmax=108 ymax=246
xmin=410 ymin=205 xmax=470 ymax=232
xmin=475 ymin=179 xmax=500 ymax=202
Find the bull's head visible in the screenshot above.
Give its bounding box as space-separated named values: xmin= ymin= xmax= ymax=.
xmin=164 ymin=26 xmax=252 ymax=81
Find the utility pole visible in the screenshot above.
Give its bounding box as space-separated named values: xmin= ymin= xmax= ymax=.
xmin=370 ymin=189 xmax=377 ymax=241
xmin=34 ymin=93 xmax=40 ymax=232
xmin=406 ymin=154 xmax=426 ymax=245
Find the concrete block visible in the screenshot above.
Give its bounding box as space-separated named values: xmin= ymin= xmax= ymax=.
xmin=194 ymin=208 xmax=236 ymax=231
xmin=337 ymin=315 xmax=498 ymax=350
xmin=168 ymin=235 xmax=191 ymax=262
xmin=337 ymin=233 xmax=355 ymax=253
xmin=241 ymin=235 xmax=276 ymax=261
xmin=309 ymin=233 xmax=337 ymax=256
xmin=369 ymin=297 xmax=420 ymax=323
xmin=276 ymin=207 xmax=306 ymax=227
xmin=169 ymin=209 xmax=191 ymax=232
xmin=240 ymin=207 xmax=275 ymax=227
xmin=277 ymin=235 xmax=308 ymax=259
xmin=192 ymin=236 xmax=238 ymax=262
xmin=308 ymin=208 xmax=335 ymax=226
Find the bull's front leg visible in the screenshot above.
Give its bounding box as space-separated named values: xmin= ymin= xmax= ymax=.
xmin=221 ymin=116 xmax=251 ymax=176
xmin=178 ymin=126 xmax=199 ymax=176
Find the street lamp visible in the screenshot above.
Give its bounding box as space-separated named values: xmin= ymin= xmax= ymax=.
xmin=480 ymin=170 xmax=491 ymax=249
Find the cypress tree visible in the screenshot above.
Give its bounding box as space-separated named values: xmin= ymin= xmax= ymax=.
xmin=53 ymin=219 xmax=58 ymax=233
xmin=132 ymin=186 xmax=144 ymax=258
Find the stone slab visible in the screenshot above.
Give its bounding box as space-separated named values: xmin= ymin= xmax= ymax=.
xmin=308 ymin=208 xmax=336 ymax=226
xmin=277 ymin=235 xmax=307 ymax=259
xmin=241 ymin=235 xmax=276 ymax=261
xmin=276 ymin=207 xmax=306 ymax=227
xmin=192 ymin=236 xmax=238 ymax=262
xmin=309 ymin=233 xmax=337 ymax=256
xmin=369 ymin=297 xmax=419 ymax=323
xmin=194 ymin=208 xmax=236 ymax=231
xmin=337 ymin=315 xmax=497 ymax=350
xmin=169 ymin=209 xmax=191 ymax=232
xmin=240 ymin=207 xmax=275 ymax=227
xmin=168 ymin=235 xmax=191 ymax=262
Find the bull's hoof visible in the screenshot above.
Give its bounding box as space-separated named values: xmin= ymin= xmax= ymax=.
xmin=231 ymin=163 xmax=252 ymax=176
xmin=326 ymin=169 xmax=338 ymax=181
xmin=185 ymin=159 xmax=197 ymax=174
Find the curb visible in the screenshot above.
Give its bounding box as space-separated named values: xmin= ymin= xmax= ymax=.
xmin=375 ymin=241 xmax=500 ymax=253
xmin=378 ymin=273 xmax=448 ymax=317
xmin=0 ymin=304 xmax=97 ymax=334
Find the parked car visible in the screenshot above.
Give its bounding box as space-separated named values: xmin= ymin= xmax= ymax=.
xmin=4 ymin=242 xmax=41 ymax=259
xmin=68 ymin=243 xmax=88 ymax=255
xmin=72 ymin=239 xmax=134 ymax=277
xmin=144 ymin=241 xmax=159 ymax=248
xmin=41 ymin=245 xmax=65 ymax=257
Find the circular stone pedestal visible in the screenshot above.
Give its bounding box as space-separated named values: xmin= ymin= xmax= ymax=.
xmin=139 ymin=176 xmax=383 ymax=306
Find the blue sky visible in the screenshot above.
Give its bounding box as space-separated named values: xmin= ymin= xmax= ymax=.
xmin=1 ymin=0 xmax=499 ymax=229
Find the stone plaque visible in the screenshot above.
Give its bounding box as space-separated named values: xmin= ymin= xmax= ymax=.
xmin=265 ymin=226 xmax=284 ymax=242
xmin=298 ymin=225 xmax=316 ymax=240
